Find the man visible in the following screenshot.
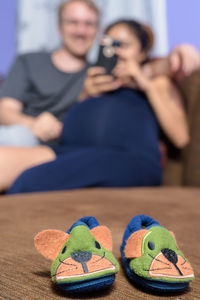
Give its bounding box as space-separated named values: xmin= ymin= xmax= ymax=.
xmin=0 ymin=0 xmax=100 ymax=146
xmin=0 ymin=0 xmax=199 ymax=147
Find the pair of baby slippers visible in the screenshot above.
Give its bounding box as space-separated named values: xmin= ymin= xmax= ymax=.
xmin=34 ymin=215 xmax=194 ymax=295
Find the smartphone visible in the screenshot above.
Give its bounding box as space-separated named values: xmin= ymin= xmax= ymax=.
xmin=95 ymin=36 xmax=121 ymax=75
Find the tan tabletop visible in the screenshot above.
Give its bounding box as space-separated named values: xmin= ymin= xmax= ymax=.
xmin=0 ymin=187 xmax=199 ymax=300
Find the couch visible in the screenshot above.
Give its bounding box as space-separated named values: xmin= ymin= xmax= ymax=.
xmin=163 ymin=69 xmax=200 ymax=186
xmin=0 ymin=71 xmax=200 ymax=299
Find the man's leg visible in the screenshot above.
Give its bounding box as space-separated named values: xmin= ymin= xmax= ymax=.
xmin=0 ymin=125 xmax=40 ymax=146
xmin=0 ymin=146 xmax=56 ymax=192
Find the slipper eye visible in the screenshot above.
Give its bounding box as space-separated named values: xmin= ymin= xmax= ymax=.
xmin=61 ymin=245 xmax=67 ymax=254
xmin=95 ymin=241 xmax=101 ymax=249
xmin=148 ymin=241 xmax=155 ymax=250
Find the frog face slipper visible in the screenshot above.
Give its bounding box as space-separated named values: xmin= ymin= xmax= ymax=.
xmin=34 ymin=216 xmax=119 ymax=293
xmin=121 ymin=215 xmax=194 ymax=292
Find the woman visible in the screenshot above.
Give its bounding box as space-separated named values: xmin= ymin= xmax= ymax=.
xmin=1 ymin=19 xmax=189 ymax=193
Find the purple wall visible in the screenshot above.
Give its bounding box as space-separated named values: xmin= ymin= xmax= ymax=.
xmin=167 ymin=0 xmax=200 ymax=51
xmin=0 ymin=1 xmax=200 ymax=76
xmin=0 ymin=0 xmax=17 ymax=76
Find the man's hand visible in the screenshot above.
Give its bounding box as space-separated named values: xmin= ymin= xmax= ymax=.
xmin=141 ymin=44 xmax=200 ymax=83
xmin=31 ymin=112 xmax=63 ymax=142
xmin=169 ymin=44 xmax=200 ymax=81
xmin=78 ymin=66 xmax=122 ymax=101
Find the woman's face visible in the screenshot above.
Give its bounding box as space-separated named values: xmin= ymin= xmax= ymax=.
xmin=106 ymin=24 xmax=147 ymax=63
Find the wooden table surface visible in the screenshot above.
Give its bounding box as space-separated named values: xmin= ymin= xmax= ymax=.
xmin=0 ymin=187 xmax=199 ymax=300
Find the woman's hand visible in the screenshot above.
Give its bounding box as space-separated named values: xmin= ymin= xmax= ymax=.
xmin=78 ymin=66 xmax=122 ymax=101
xmin=113 ymin=59 xmax=151 ymax=92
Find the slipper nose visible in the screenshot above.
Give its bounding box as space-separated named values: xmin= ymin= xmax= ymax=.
xmin=161 ymin=248 xmax=177 ymax=264
xmin=71 ymin=251 xmax=92 ymax=263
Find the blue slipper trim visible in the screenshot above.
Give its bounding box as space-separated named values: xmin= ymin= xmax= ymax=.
xmin=56 ymin=274 xmax=115 ymax=293
xmin=67 ymin=216 xmax=100 ymax=234
xmin=121 ymin=214 xmax=191 ymax=293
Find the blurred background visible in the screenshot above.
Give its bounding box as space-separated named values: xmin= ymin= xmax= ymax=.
xmin=1 ymin=0 xmax=200 ymax=77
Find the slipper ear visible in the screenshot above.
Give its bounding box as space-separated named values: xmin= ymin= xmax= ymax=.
xmin=34 ymin=230 xmax=70 ymax=261
xmin=124 ymin=229 xmax=149 ymax=258
xmin=91 ymin=226 xmax=112 ymax=251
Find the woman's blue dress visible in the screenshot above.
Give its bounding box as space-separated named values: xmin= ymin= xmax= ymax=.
xmin=8 ymin=88 xmax=162 ymax=194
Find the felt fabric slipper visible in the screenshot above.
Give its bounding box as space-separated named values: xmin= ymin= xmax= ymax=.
xmin=34 ymin=216 xmax=119 ymax=293
xmin=121 ymin=214 xmax=194 ymax=293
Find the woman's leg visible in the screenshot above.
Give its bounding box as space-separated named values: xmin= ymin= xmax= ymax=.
xmin=7 ymin=148 xmax=162 ymax=194
xmin=0 ymin=146 xmax=56 ymax=191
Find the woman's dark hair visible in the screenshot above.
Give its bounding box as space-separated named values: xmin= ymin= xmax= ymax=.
xmin=105 ymin=19 xmax=154 ymax=53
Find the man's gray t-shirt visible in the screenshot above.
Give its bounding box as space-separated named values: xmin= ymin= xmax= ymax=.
xmin=0 ymin=52 xmax=89 ymax=120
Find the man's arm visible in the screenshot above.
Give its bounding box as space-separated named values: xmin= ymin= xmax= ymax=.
xmin=0 ymin=97 xmax=63 ymax=142
xmin=0 ymin=55 xmax=62 ymax=142
xmin=0 ymin=97 xmax=34 ymax=128
xmin=0 ymin=55 xmax=34 ymax=126
xmin=142 ymin=44 xmax=200 ymax=81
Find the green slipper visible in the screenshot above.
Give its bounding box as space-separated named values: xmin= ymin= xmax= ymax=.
xmin=34 ymin=216 xmax=119 ymax=293
xmin=121 ymin=214 xmax=195 ymax=293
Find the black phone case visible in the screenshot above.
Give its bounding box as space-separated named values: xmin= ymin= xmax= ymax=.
xmin=96 ymin=44 xmax=118 ymax=74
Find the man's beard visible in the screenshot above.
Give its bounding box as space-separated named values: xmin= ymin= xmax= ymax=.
xmin=63 ymin=38 xmax=90 ymax=59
